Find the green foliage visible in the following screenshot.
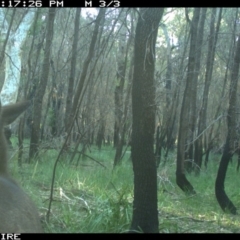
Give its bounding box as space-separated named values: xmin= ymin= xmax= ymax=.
xmin=9 ymin=143 xmax=240 ymax=233
xmin=157 ymin=153 xmax=240 ymax=233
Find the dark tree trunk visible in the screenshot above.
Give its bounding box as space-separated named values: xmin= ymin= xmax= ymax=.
xmin=29 ymin=8 xmax=56 ymax=160
xmin=194 ymin=8 xmax=221 ymax=175
xmin=204 ymin=9 xmax=237 ymax=169
xmin=215 ymin=138 xmax=237 ymax=214
xmin=96 ymin=120 xmax=105 ymax=150
xmin=64 ymin=8 xmax=81 ymax=134
xmin=176 ymin=8 xmax=200 ymax=194
xmin=113 ymin=17 xmax=134 ymax=165
xmin=215 ymin=32 xmax=240 ymax=215
xmin=187 ymin=8 xmax=207 ymax=173
xmin=184 ymin=8 xmax=201 ymax=173
xmin=114 ymin=71 xmax=132 ymax=166
xmin=17 ymin=113 xmax=27 ymax=167
xmin=114 ymin=86 xmax=121 ymax=148
xmin=70 ymin=9 xmax=106 ymax=125
xmin=130 ymin=8 xmax=164 ymax=233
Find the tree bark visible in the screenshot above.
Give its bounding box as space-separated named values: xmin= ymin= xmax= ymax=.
xmin=29 ymin=8 xmax=56 ymax=160
xmin=215 ymin=32 xmax=240 ymax=215
xmin=64 ymin=8 xmax=81 ymax=133
xmin=130 ymin=8 xmax=164 ymax=233
xmin=176 ymin=8 xmax=200 ymax=194
xmin=186 ymin=8 xmax=204 ymax=172
xmin=194 ymin=8 xmax=221 ymax=175
xmin=70 ymin=9 xmax=106 ymax=124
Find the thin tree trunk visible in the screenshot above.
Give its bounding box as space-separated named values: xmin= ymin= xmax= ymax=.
xmin=194 ymin=8 xmax=221 ymax=175
xmin=176 ymin=8 xmax=200 ymax=194
xmin=64 ymin=8 xmax=81 ymax=133
xmin=29 ymin=8 xmax=56 ymax=160
xmin=204 ymin=8 xmax=236 ymax=169
xmin=70 ymin=9 xmax=106 ymax=123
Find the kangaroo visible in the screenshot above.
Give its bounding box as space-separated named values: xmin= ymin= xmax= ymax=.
xmin=0 ymin=101 xmax=42 ymax=233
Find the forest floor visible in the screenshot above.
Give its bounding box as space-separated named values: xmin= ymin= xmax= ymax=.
xmin=157 ymin=152 xmax=240 ymax=233
xmin=9 ymin=142 xmax=240 ymax=233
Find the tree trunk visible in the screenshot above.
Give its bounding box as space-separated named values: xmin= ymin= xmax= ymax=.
xmin=64 ymin=8 xmax=81 ymax=133
xmin=204 ymin=8 xmax=236 ymax=169
xmin=130 ymin=8 xmax=164 ymax=233
xmin=194 ymin=8 xmax=221 ymax=175
xmin=29 ymin=8 xmax=56 ymax=160
xmin=215 ymin=32 xmax=240 ymax=215
xmin=187 ymin=8 xmax=206 ymax=174
xmin=70 ymin=9 xmax=106 ymax=124
xmin=176 ymin=8 xmax=200 ymax=194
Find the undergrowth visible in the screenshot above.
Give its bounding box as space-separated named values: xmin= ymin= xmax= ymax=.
xmin=8 ymin=142 xmax=240 ymax=233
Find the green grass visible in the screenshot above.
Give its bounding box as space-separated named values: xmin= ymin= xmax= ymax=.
xmin=7 ymin=141 xmax=240 ymax=233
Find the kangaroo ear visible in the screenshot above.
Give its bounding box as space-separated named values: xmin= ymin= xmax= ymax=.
xmin=1 ymin=101 xmax=30 ymax=126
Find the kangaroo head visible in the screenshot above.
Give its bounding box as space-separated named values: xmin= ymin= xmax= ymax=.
xmin=0 ymin=101 xmax=42 ymax=233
